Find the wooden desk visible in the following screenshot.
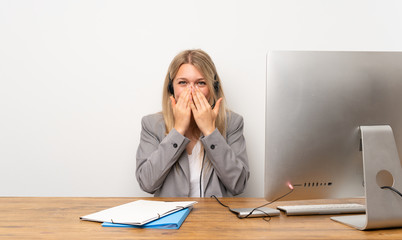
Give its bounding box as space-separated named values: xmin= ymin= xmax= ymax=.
xmin=0 ymin=197 xmax=401 ymax=239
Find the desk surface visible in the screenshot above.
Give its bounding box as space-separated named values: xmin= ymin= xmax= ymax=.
xmin=0 ymin=197 xmax=401 ymax=239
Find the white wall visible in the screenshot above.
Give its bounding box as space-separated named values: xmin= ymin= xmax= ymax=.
xmin=1 ymin=0 xmax=402 ymax=197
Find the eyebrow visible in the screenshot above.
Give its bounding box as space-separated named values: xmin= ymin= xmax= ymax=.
xmin=175 ymin=77 xmax=205 ymax=81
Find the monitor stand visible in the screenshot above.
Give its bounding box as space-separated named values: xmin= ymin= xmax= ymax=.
xmin=331 ymin=125 xmax=402 ymax=230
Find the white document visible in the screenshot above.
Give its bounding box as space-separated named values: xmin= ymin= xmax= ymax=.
xmin=80 ymin=200 xmax=197 ymax=226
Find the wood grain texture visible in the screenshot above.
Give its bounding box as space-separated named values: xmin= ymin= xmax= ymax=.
xmin=0 ymin=197 xmax=401 ymax=239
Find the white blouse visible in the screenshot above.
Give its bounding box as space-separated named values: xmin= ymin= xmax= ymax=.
xmin=187 ymin=141 xmax=204 ymax=197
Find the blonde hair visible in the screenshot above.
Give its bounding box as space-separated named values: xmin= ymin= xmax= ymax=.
xmin=162 ymin=49 xmax=227 ymax=137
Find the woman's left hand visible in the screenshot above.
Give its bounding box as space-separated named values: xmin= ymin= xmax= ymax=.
xmin=190 ymin=86 xmax=223 ymax=136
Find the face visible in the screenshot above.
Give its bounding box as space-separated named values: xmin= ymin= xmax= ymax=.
xmin=173 ymin=64 xmax=210 ymax=101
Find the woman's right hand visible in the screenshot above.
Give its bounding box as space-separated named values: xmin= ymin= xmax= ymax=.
xmin=171 ymin=87 xmax=192 ymax=135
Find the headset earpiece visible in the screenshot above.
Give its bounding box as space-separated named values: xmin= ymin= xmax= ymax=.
xmin=211 ymin=75 xmax=220 ymax=109
xmin=168 ymin=73 xmax=174 ymax=95
xmin=213 ymin=80 xmax=219 ymax=94
xmin=168 ymin=81 xmax=174 ymax=95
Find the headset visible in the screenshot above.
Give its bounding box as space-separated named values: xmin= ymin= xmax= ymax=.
xmin=168 ymin=73 xmax=218 ymax=196
xmin=167 ymin=72 xmax=219 ymax=197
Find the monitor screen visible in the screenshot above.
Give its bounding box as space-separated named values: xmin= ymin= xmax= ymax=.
xmin=264 ymin=51 xmax=402 ymax=201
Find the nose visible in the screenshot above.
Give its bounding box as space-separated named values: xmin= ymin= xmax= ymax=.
xmin=187 ymin=83 xmax=196 ymax=89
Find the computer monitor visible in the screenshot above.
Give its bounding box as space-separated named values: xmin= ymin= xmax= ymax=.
xmin=264 ymin=51 xmax=402 ymax=230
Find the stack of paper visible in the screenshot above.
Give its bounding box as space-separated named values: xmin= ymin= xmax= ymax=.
xmin=80 ymin=200 xmax=196 ymax=229
xmin=101 ymin=207 xmax=191 ymax=229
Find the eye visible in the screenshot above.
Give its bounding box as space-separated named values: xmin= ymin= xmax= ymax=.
xmin=197 ymin=81 xmax=207 ymax=86
xmin=178 ymin=81 xmax=187 ymax=85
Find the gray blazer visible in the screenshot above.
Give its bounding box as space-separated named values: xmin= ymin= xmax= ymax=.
xmin=136 ymin=112 xmax=249 ymax=197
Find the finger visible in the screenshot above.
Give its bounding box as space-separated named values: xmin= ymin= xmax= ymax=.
xmin=177 ymin=87 xmax=191 ymax=107
xmin=193 ymin=86 xmax=208 ymax=109
xmin=213 ymin=98 xmax=223 ymax=115
xmin=176 ymin=87 xmax=187 ymax=103
xmin=198 ymin=86 xmax=211 ymax=108
xmin=170 ymin=96 xmax=176 ymax=108
xmin=185 ymin=87 xmax=192 ymax=108
xmin=191 ymin=86 xmax=201 ymax=110
xmin=190 ymin=100 xmax=197 ymax=114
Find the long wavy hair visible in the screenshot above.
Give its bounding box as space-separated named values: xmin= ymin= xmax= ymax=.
xmin=162 ymin=49 xmax=227 ymax=138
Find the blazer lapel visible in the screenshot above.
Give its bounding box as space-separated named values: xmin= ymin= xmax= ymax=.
xmin=202 ymin=156 xmax=214 ymax=195
xmin=178 ymin=153 xmax=190 ymax=183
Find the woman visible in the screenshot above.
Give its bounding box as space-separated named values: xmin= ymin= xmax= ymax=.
xmin=136 ymin=49 xmax=249 ymax=197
